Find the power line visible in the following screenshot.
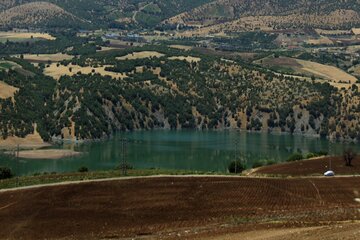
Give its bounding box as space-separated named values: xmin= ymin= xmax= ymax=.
xmin=120 ymin=138 xmax=128 ymax=176
xmin=234 ymin=138 xmax=239 ymax=174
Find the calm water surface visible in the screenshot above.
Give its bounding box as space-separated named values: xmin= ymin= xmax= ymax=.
xmin=1 ymin=131 xmax=359 ymax=176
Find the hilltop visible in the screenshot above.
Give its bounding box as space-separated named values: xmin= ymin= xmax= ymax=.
xmin=0 ymin=2 xmax=83 ymax=29
xmin=2 ymin=0 xmax=360 ymax=30
xmin=166 ymin=0 xmax=360 ymax=32
xmin=0 ymin=0 xmax=213 ymax=29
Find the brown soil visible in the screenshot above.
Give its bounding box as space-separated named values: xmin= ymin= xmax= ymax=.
xmin=252 ymin=156 xmax=360 ymax=176
xmin=1 ymin=176 xmax=360 ymax=239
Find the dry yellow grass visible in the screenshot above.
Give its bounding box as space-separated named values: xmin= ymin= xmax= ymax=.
xmin=19 ymin=53 xmax=73 ymax=62
xmin=296 ymin=59 xmax=358 ymax=87
xmin=168 ymin=56 xmax=201 ymax=63
xmin=169 ymin=45 xmax=193 ymax=51
xmin=116 ymin=51 xmax=164 ymax=60
xmin=315 ymin=29 xmax=351 ymax=35
xmin=13 ymin=149 xmax=81 ymax=159
xmin=0 ymin=81 xmax=18 ymax=99
xmin=306 ymin=37 xmax=333 ymax=45
xmin=176 ymin=10 xmax=360 ymax=37
xmin=0 ymin=31 xmax=55 ymax=41
xmin=43 ymin=63 xmax=127 ymax=80
xmin=352 ymin=28 xmax=360 ymax=35
xmin=0 ymin=124 xmax=49 ymax=149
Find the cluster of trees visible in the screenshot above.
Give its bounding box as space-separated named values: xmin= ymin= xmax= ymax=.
xmin=0 ymin=44 xmax=354 ymax=141
xmin=0 ymin=59 xmax=56 ymax=141
xmin=213 ymin=32 xmax=278 ymax=51
xmin=0 ymin=32 xmax=98 ymax=55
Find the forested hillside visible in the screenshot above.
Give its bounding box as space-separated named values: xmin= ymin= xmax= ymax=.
xmin=2 ymin=45 xmax=360 ymax=142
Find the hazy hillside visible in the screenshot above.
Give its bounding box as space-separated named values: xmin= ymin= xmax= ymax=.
xmin=167 ymin=0 xmax=360 ymax=29
xmin=0 ymin=2 xmax=84 ymax=29
xmin=0 ymin=0 xmax=213 ymax=29
xmin=2 ymin=0 xmax=360 ymax=30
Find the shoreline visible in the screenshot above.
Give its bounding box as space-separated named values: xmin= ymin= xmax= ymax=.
xmin=4 ymin=149 xmax=82 ymax=160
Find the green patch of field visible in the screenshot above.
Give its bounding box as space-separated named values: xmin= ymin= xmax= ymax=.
xmin=0 ymin=61 xmax=21 ymax=70
xmin=135 ymin=11 xmax=162 ymax=28
xmin=0 ymin=62 xmax=14 ymax=69
xmin=142 ymin=3 xmax=161 ymax=14
xmin=269 ymin=65 xmax=295 ymax=74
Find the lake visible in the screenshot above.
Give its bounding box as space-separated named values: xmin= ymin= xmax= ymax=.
xmin=1 ymin=130 xmax=359 ymax=176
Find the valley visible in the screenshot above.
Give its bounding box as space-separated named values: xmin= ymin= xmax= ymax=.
xmin=0 ymin=0 xmax=359 ymax=151
xmin=1 ymin=1 xmax=360 ymax=239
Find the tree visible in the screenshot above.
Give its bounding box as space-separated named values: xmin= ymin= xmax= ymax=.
xmin=228 ymin=160 xmax=245 ymax=174
xmin=0 ymin=167 xmax=13 ymax=179
xmin=343 ymin=149 xmax=356 ymax=166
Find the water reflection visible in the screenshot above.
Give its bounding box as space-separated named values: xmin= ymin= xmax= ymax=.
xmin=0 ymin=130 xmax=359 ymax=176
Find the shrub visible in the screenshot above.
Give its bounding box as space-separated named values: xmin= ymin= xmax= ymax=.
xmin=306 ymin=152 xmax=317 ymax=159
xmin=344 ymin=149 xmax=356 ymax=166
xmin=115 ymin=163 xmax=134 ymax=170
xmin=78 ymin=166 xmax=89 ymax=173
xmin=305 ymin=151 xmax=328 ymax=159
xmin=0 ymin=167 xmax=13 ymax=179
xmin=228 ymin=160 xmax=245 ymax=174
xmin=266 ymin=160 xmax=276 ymax=166
xmin=286 ymin=153 xmax=304 ymax=162
xmin=253 ymin=160 xmax=277 ymax=168
xmin=252 ymin=161 xmax=265 ymax=168
xmin=316 ymin=151 xmax=328 ymax=156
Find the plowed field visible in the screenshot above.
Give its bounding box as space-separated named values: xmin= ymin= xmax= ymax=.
xmin=252 ymin=156 xmax=360 ymax=176
xmin=1 ymin=176 xmax=360 ymax=239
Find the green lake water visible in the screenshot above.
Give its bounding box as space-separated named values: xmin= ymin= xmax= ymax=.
xmin=1 ymin=130 xmax=359 ymax=176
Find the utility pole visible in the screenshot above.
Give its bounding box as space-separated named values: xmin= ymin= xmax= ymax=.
xmin=16 ymin=144 xmax=19 ymax=187
xmin=120 ymin=138 xmax=128 ymax=176
xmin=234 ymin=138 xmax=239 ymax=174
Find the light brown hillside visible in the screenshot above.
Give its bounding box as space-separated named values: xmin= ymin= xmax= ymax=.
xmin=167 ymin=0 xmax=360 ymax=32
xmin=176 ymin=10 xmax=360 ymax=36
xmin=0 ymin=2 xmax=79 ymax=27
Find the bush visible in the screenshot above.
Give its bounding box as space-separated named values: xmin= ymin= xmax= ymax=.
xmin=253 ymin=160 xmax=277 ymax=168
xmin=228 ymin=160 xmax=245 ymax=174
xmin=0 ymin=167 xmax=13 ymax=179
xmin=78 ymin=166 xmax=89 ymax=173
xmin=266 ymin=160 xmax=276 ymax=166
xmin=252 ymin=161 xmax=265 ymax=168
xmin=305 ymin=152 xmax=318 ymax=159
xmin=286 ymin=153 xmax=304 ymax=162
xmin=115 ymin=163 xmax=134 ymax=170
xmin=344 ymin=149 xmax=356 ymax=166
xmin=316 ymin=151 xmax=328 ymax=156
xmin=305 ymin=151 xmax=328 ymax=159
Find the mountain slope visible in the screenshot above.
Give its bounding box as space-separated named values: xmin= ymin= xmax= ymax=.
xmin=166 ymin=0 xmax=360 ymax=29
xmin=0 ymin=0 xmax=214 ymax=29
xmin=0 ymin=2 xmax=86 ymax=29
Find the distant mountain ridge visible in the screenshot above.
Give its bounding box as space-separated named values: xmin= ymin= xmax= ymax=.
xmin=0 ymin=2 xmax=83 ymax=29
xmin=166 ymin=0 xmax=360 ymax=30
xmin=1 ymin=0 xmax=360 ymax=30
xmin=0 ymin=0 xmax=213 ymax=29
